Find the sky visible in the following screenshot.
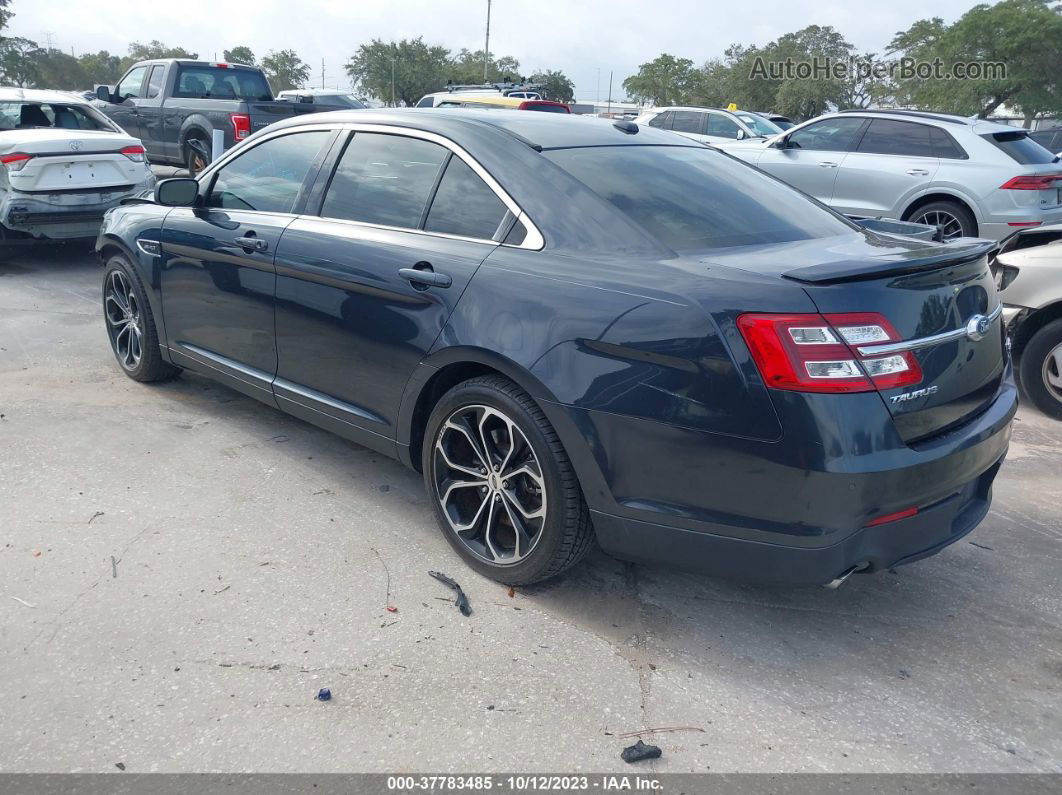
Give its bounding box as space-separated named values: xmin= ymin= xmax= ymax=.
xmin=10 ymin=0 xmax=981 ymax=100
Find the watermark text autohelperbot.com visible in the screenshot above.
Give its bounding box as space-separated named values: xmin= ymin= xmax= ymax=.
xmin=750 ymin=56 xmax=1007 ymax=81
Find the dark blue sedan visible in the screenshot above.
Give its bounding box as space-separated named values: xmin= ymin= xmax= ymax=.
xmin=96 ymin=109 xmax=1015 ymax=587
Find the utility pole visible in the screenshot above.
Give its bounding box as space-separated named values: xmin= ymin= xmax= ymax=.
xmin=391 ymin=49 xmax=396 ymax=107
xmin=483 ymin=0 xmax=491 ymax=82
xmin=41 ymin=30 xmax=55 ymax=50
xmin=321 ymin=58 xmax=325 ymax=89
xmin=607 ymin=71 xmax=613 ymax=117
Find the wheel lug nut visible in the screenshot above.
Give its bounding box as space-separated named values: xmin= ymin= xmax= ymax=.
xmin=502 ymin=481 xmax=509 ymax=488
xmin=480 ymin=486 xmax=488 ymax=494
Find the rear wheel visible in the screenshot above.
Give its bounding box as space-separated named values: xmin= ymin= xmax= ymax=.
xmin=422 ymin=375 xmax=594 ymax=585
xmin=906 ymin=200 xmax=976 ymax=241
xmin=184 ymin=134 xmax=210 ymax=176
xmin=1019 ymin=319 xmax=1062 ymax=420
xmin=102 ymin=254 xmax=179 ymax=383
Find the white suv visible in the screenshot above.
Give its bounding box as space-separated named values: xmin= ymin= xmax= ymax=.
xmin=633 ymin=106 xmax=783 ymax=146
xmin=724 ymin=109 xmax=1062 ymax=241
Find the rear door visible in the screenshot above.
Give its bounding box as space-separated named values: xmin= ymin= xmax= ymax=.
xmin=272 ymin=129 xmax=512 ymax=438
xmin=159 ymin=129 xmax=332 ymax=399
xmin=832 ymin=119 xmax=941 ymax=218
xmin=757 ymin=117 xmax=867 ymax=205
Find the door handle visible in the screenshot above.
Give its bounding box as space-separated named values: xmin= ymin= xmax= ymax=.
xmin=399 ymin=264 xmax=452 ymax=289
xmin=906 ymin=169 xmax=930 ymax=176
xmin=818 ymin=161 xmax=839 ymax=168
xmin=234 ymin=235 xmax=268 ymax=252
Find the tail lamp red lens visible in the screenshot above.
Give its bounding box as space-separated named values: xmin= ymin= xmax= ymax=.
xmin=999 ymin=174 xmax=1062 ymax=190
xmin=737 ymin=312 xmax=923 ymax=394
xmin=120 ymin=145 xmax=146 ymax=162
xmin=230 ymin=113 xmax=251 ymax=141
xmin=0 ymin=152 xmax=33 ymax=171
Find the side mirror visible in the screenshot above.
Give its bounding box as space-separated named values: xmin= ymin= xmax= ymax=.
xmin=96 ymin=85 xmax=115 ymax=103
xmin=155 ymin=178 xmax=200 ymax=207
xmin=771 ymin=135 xmax=789 ymax=149
xmin=736 ymin=129 xmax=746 ymax=140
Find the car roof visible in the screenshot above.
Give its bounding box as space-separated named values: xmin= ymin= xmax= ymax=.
xmin=279 ymin=89 xmax=351 ymax=96
xmin=650 ymin=106 xmax=735 ymax=114
xmin=0 ymin=87 xmax=88 ymax=104
xmin=830 ymin=108 xmax=1021 ymax=134
xmin=271 ymin=107 xmax=689 ymax=150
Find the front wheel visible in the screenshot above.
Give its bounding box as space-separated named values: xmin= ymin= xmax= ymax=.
xmin=1019 ymin=319 xmax=1062 ymax=420
xmin=422 ymin=375 xmax=594 ymax=585
xmin=103 ymin=255 xmax=180 ymax=383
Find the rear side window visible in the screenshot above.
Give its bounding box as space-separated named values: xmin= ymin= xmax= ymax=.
xmin=145 ymin=66 xmax=165 ymax=99
xmin=174 ymin=66 xmax=272 ymax=100
xmin=321 ymin=133 xmax=448 ymax=228
xmin=930 ymin=127 xmax=967 ymax=159
xmin=424 ymin=157 xmax=508 ymax=239
xmin=416 ymin=96 xmax=436 ymax=108
xmin=670 ymin=111 xmax=704 ymax=134
xmin=787 ymin=117 xmax=865 ymax=152
xmin=207 ymin=131 xmax=329 ymax=213
xmin=983 ymin=131 xmax=1059 ymax=164
xmin=647 ymin=111 xmax=672 ymax=129
xmin=856 ymin=119 xmax=936 ymax=157
xmin=523 ymin=103 xmax=569 ymax=113
xmin=545 ymin=145 xmax=854 ymax=252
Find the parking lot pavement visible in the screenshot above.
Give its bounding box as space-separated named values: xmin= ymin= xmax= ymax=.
xmin=1 ymin=245 xmax=1060 ymax=774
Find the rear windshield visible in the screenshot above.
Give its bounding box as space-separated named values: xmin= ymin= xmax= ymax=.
xmin=0 ymin=101 xmax=112 ymax=132
xmin=982 ymin=131 xmax=1059 ymax=164
xmin=544 ymin=145 xmax=854 ymax=252
xmin=525 ymin=103 xmax=569 ymax=113
xmin=173 ymin=66 xmax=273 ymax=100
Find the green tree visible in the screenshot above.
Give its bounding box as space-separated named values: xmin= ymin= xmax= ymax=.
xmin=261 ymin=49 xmax=310 ymax=92
xmin=34 ymin=48 xmax=89 ymax=89
xmin=889 ymin=0 xmax=1062 ymax=119
xmin=0 ymin=36 xmax=40 ymax=87
xmin=529 ymin=69 xmax=575 ymax=103
xmin=121 ymin=40 xmax=197 ymax=72
xmin=223 ymin=46 xmax=256 ymax=66
xmin=346 ymin=37 xmax=451 ymax=106
xmin=78 ymin=50 xmax=123 ymax=86
xmin=623 ymin=54 xmax=695 ymax=105
xmin=0 ymin=0 xmax=12 ymax=33
xmin=449 ymin=48 xmax=521 ymax=84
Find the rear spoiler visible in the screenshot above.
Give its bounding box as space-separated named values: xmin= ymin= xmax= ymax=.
xmin=783 ymin=239 xmax=998 ymax=285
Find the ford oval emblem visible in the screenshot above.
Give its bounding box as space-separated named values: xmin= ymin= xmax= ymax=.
xmin=965 ymin=314 xmax=991 ymax=342
xmin=70 ymin=140 xmax=83 ymax=151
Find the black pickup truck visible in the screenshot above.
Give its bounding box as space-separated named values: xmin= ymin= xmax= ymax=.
xmin=93 ymin=59 xmax=326 ymax=173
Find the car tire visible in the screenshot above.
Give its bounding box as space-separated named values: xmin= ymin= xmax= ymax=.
xmin=102 ymin=254 xmax=180 ymax=383
xmin=422 ymin=375 xmax=594 ymax=585
xmin=1019 ymin=319 xmax=1062 ymax=420
xmin=905 ymin=200 xmax=977 ymax=241
xmin=184 ymin=134 xmax=210 ymax=176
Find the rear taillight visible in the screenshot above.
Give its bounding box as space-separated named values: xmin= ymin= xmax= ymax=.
xmin=230 ymin=113 xmax=251 ymax=141
xmin=120 ymin=145 xmax=146 ymax=163
xmin=0 ymin=152 xmax=33 ymax=172
xmin=737 ymin=312 xmax=923 ymax=394
xmin=999 ymin=174 xmax=1062 ymax=190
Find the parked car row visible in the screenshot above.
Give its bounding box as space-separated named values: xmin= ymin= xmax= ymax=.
xmin=95 ymin=108 xmax=1017 ymax=588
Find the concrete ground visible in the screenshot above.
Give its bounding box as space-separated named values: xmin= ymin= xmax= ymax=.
xmin=1 ymin=244 xmax=1060 ymax=774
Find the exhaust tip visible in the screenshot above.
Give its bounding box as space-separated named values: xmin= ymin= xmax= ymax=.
xmin=822 ymin=562 xmax=870 ymax=590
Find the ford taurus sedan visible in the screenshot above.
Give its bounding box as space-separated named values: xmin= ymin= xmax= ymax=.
xmin=96 ymin=109 xmax=1016 ymax=587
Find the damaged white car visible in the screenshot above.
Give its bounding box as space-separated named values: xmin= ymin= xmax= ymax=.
xmin=0 ymin=88 xmax=154 ymax=252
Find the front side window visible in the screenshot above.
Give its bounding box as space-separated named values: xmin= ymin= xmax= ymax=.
xmin=670 ymin=111 xmax=704 ymax=134
xmin=424 ymin=157 xmax=508 ymax=239
xmin=116 ymin=66 xmax=148 ymax=100
xmin=856 ymin=119 xmax=936 ymax=157
xmin=207 ymin=131 xmax=329 ymax=213
xmin=736 ymin=113 xmax=782 ymax=137
xmin=707 ymin=113 xmax=742 ymax=139
xmin=545 ymin=145 xmax=854 ymax=252
xmin=787 ymin=117 xmax=866 ymax=152
xmin=320 ymin=133 xmax=448 ymax=228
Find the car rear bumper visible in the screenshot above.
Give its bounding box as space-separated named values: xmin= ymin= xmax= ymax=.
xmin=1 ymin=184 xmax=150 ymax=240
xmin=981 ymin=206 xmax=1062 ymax=241
xmin=566 ymin=369 xmax=1017 ymax=586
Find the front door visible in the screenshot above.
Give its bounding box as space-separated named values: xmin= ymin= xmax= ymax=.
xmin=755 ymin=116 xmax=868 ymax=206
xmin=105 ymin=65 xmax=148 ymax=139
xmin=159 ymin=129 xmax=332 ymax=400
xmin=273 ymin=130 xmax=513 ymax=443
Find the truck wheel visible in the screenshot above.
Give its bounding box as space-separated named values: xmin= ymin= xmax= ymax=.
xmin=184 ymin=134 xmax=210 ymax=176
xmin=1019 ymin=319 xmax=1062 ymax=420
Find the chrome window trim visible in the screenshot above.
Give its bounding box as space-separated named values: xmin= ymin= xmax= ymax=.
xmin=197 ymin=121 xmax=544 ymax=251
xmin=855 ymin=303 xmax=1002 ymax=356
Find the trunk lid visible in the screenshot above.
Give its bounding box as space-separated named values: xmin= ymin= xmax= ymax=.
xmin=1 ymin=129 xmax=143 ymax=192
xmin=704 ymin=232 xmax=1006 ymax=443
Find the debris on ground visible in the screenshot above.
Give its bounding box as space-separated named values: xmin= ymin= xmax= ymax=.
xmin=31 ymin=550 xmax=41 ymax=557
xmin=428 ymin=570 xmax=472 ymax=616
xmin=372 ymin=547 xmax=397 ymax=612
xmin=617 ymin=726 xmax=705 ymax=739
xmin=621 ymin=740 xmax=662 ymax=763
xmin=88 ymin=511 xmax=104 ymax=524
xmin=507 ymin=585 xmax=515 ymax=598
xmin=114 ymin=762 xmax=126 ymax=771
xmin=111 ymin=556 xmax=119 ymax=579
xmin=9 ymin=596 xmax=36 ymax=608
xmin=317 ymin=688 xmax=332 ymax=701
